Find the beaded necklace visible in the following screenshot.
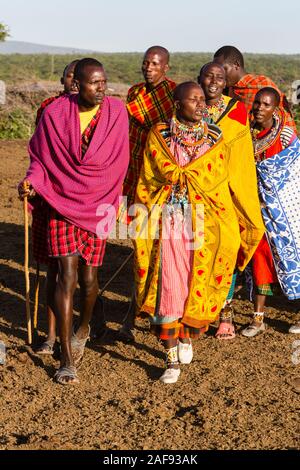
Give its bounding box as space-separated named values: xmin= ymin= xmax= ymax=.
xmin=202 ymin=96 xmax=227 ymax=123
xmin=251 ymin=110 xmax=282 ymax=161
xmin=170 ymin=115 xmax=209 ymax=160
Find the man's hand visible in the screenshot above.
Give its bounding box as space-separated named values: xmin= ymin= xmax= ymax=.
xmin=18 ymin=180 xmax=36 ymax=200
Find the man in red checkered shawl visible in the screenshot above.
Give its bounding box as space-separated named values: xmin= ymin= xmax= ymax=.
xmin=213 ymin=45 xmax=297 ymax=133
xmin=19 ymin=59 xmax=129 ymax=385
xmin=118 ymin=46 xmax=176 ymax=342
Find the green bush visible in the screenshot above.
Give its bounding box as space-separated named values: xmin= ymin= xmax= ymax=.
xmin=0 ymin=108 xmax=34 ymax=139
xmin=1 ymin=53 xmax=299 ymax=91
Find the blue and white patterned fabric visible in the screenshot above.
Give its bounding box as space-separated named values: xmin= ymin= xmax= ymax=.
xmin=256 ymin=137 xmax=300 ymax=300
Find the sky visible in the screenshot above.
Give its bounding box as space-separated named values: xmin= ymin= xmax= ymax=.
xmin=1 ymin=0 xmax=300 ymax=54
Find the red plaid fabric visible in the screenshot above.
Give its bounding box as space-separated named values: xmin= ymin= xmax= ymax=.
xmin=31 ymin=199 xmax=56 ymax=265
xmin=48 ymin=209 xmax=106 ymax=266
xmin=123 ymin=79 xmax=176 ymax=207
xmin=150 ymin=319 xmax=208 ymax=341
xmin=35 ymin=92 xmax=65 ymax=126
xmin=230 ymin=74 xmax=297 ymax=133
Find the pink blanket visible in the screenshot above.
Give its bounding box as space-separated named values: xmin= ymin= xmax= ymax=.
xmin=26 ymin=94 xmax=129 ymax=236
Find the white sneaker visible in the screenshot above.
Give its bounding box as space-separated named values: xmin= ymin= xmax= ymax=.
xmin=159 ymin=367 xmax=181 ymax=384
xmin=289 ymin=322 xmax=300 ymax=334
xmin=178 ymin=340 xmax=193 ymax=364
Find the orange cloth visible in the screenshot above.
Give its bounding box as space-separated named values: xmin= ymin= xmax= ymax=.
xmin=123 ymin=79 xmax=176 ymax=208
xmin=229 ymin=73 xmax=297 ymax=134
xmin=252 ymin=235 xmax=277 ymax=285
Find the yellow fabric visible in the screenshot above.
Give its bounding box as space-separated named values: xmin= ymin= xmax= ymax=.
xmin=132 ymin=122 xmax=264 ymax=328
xmin=217 ymin=95 xmax=265 ymax=269
xmin=79 ymin=105 xmax=100 ymax=134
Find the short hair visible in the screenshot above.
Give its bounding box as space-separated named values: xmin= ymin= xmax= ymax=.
xmin=174 ymin=81 xmax=202 ymax=101
xmin=198 ymin=61 xmax=225 ymax=80
xmin=144 ymin=45 xmax=170 ymax=63
xmin=214 ymin=46 xmax=244 ymax=68
xmin=256 ymin=87 xmax=281 ymax=106
xmin=62 ymin=59 xmax=80 ymax=78
xmin=74 ymin=58 xmax=104 ymax=81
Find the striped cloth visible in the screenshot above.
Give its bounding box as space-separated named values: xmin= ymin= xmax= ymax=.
xmin=150 ymin=320 xmax=208 ymax=341
xmin=229 ymin=74 xmax=297 ymax=133
xmin=31 ymin=199 xmax=56 ymax=265
xmin=122 ymin=78 xmax=176 ymax=208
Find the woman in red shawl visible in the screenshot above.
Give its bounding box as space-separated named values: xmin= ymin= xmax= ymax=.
xmin=242 ymin=87 xmax=297 ymax=337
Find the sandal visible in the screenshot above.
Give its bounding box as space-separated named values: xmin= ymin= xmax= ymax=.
xmin=241 ymin=321 xmax=266 ymax=338
xmin=215 ymin=321 xmax=236 ymax=340
xmin=54 ymin=365 xmax=79 ymax=385
xmin=35 ymin=340 xmax=55 ymax=355
xmin=71 ymin=325 xmax=90 ymax=366
xmin=289 ymin=322 xmax=300 ymax=334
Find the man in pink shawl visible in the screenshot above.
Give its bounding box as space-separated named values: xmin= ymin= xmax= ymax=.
xmin=19 ymin=58 xmax=129 ymax=385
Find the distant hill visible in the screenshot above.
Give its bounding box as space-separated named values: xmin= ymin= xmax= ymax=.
xmin=0 ymin=40 xmax=97 ymax=55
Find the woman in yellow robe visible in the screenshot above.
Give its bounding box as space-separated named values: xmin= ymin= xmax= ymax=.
xmin=198 ymin=61 xmax=264 ymax=339
xmin=132 ymin=82 xmax=264 ymax=384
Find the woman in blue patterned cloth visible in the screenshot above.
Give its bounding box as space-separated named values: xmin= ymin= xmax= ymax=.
xmin=242 ymin=87 xmax=300 ymax=337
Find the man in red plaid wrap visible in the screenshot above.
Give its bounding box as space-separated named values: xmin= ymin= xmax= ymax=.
xmin=213 ymin=45 xmax=297 ymax=133
xmin=118 ymin=46 xmax=176 ymax=342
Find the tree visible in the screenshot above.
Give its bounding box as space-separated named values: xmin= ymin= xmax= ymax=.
xmin=0 ymin=23 xmax=10 ymax=42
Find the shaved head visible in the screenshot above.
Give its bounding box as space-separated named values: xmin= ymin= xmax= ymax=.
xmin=255 ymin=87 xmax=280 ymax=107
xmin=74 ymin=58 xmax=104 ymax=81
xmin=199 ymin=61 xmax=225 ymax=80
xmin=144 ymin=45 xmax=170 ymax=64
xmin=142 ymin=46 xmax=170 ymax=88
xmin=174 ymin=82 xmax=206 ymax=125
xmin=214 ymin=45 xmax=244 ymax=67
xmin=62 ymin=59 xmax=80 ymax=78
xmin=174 ymin=81 xmax=203 ymax=101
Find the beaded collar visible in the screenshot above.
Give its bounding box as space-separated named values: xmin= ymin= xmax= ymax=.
xmin=202 ymin=96 xmax=227 ymax=123
xmin=251 ymin=110 xmax=283 ymax=161
xmin=169 ymin=115 xmax=211 ymax=160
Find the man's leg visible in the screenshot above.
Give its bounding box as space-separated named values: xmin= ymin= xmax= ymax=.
xmin=77 ymin=263 xmax=99 ymax=338
xmin=36 ymin=262 xmax=58 ymax=354
xmin=46 ymin=262 xmax=58 ymax=342
xmin=54 ymin=256 xmax=78 ymax=381
xmin=68 ymin=263 xmax=98 ymax=366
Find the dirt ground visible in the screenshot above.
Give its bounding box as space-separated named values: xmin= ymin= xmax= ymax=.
xmin=0 ymin=140 xmax=299 ymax=451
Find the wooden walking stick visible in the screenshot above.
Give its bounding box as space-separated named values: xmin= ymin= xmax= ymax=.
xmin=33 ymin=262 xmax=40 ymax=331
xmin=23 ymin=181 xmax=32 ymax=345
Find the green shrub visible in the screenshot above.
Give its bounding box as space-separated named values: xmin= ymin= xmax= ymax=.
xmin=0 ymin=108 xmax=34 ymax=139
